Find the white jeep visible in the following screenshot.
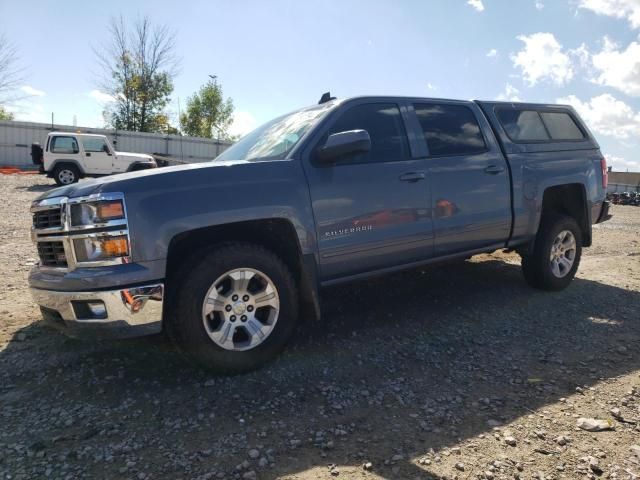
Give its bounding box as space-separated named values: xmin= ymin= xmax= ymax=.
xmin=32 ymin=132 xmax=157 ymax=185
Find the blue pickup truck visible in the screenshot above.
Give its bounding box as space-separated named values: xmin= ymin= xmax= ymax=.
xmin=29 ymin=95 xmax=611 ymax=373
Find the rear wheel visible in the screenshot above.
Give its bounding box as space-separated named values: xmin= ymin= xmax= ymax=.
xmin=521 ymin=213 xmax=582 ymax=291
xmin=53 ymin=164 xmax=80 ymax=185
xmin=166 ymin=243 xmax=298 ymax=374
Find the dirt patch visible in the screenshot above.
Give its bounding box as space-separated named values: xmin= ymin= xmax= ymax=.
xmin=1 ymin=174 xmax=639 ymax=480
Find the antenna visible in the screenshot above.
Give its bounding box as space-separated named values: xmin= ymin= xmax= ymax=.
xmin=318 ymin=92 xmax=336 ymax=104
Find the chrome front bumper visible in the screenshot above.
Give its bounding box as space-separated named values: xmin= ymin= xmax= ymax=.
xmin=30 ymin=284 xmax=164 ymax=339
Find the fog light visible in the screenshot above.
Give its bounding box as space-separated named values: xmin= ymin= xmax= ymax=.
xmin=72 ymin=300 xmax=107 ymax=320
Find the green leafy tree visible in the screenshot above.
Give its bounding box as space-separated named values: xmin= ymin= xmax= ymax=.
xmin=96 ymin=16 xmax=179 ymax=133
xmin=180 ymin=80 xmax=234 ymax=139
xmin=0 ymin=105 xmax=13 ymax=120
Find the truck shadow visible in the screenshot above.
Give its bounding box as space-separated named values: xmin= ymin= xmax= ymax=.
xmin=2 ymin=257 xmax=639 ymax=479
xmin=14 ymin=183 xmax=58 ymax=192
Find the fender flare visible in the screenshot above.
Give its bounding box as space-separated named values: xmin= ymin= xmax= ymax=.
xmin=48 ymin=159 xmax=85 ymax=176
xmin=126 ymin=161 xmax=156 ymax=172
xmin=528 ymin=182 xmax=591 ymax=251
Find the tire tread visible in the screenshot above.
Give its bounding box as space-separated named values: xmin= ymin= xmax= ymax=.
xmin=521 ymin=213 xmax=582 ymax=291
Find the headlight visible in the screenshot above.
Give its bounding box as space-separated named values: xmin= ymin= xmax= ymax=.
xmin=73 ymin=235 xmax=129 ymax=262
xmin=70 ymin=200 xmax=125 ymax=226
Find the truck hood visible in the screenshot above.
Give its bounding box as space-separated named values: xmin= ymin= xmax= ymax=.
xmin=34 ymin=159 xmax=287 ymax=200
xmin=116 ymin=151 xmax=155 ymax=161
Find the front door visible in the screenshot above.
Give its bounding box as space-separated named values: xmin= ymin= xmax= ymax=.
xmin=79 ymin=136 xmax=113 ymax=174
xmin=411 ymin=102 xmax=511 ymax=255
xmin=302 ymin=102 xmax=433 ymax=281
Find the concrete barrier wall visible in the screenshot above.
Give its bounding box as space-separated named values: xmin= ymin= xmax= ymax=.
xmin=0 ymin=119 xmax=232 ymax=168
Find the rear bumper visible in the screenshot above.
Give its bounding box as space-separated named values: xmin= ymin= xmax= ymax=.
xmin=596 ymin=200 xmax=612 ymax=224
xmin=30 ymin=283 xmax=163 ymax=339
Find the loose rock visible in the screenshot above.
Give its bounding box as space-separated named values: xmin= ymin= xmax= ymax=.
xmin=576 ymin=417 xmax=614 ymax=431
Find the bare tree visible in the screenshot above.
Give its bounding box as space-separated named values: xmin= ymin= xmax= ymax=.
xmin=0 ymin=33 xmax=24 ymax=118
xmin=95 ymin=16 xmax=179 ymax=132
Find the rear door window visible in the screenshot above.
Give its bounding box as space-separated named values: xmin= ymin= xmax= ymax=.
xmin=413 ymin=103 xmax=486 ymax=156
xmin=50 ymin=136 xmax=79 ymax=154
xmin=539 ymin=112 xmax=584 ymax=140
xmin=327 ymin=103 xmax=409 ymax=163
xmin=496 ymin=110 xmax=550 ymax=142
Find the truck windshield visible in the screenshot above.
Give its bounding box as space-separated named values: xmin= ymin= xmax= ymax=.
xmin=215 ymin=102 xmax=336 ymax=162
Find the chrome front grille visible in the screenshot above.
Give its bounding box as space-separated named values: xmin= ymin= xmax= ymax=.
xmin=37 ymin=241 xmax=68 ymax=268
xmin=33 ymin=207 xmax=63 ymax=229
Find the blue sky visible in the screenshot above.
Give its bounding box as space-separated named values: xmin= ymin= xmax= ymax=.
xmin=2 ymin=0 xmax=640 ymax=171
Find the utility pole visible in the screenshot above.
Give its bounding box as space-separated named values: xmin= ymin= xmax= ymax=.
xmin=177 ymin=96 xmax=184 ymax=162
xmin=208 ymin=74 xmax=221 ymax=155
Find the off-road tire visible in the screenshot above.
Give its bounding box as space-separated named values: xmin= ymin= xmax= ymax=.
xmin=521 ymin=213 xmax=582 ymax=291
xmin=166 ymin=243 xmax=298 ymax=374
xmin=52 ymin=164 xmax=80 ymax=186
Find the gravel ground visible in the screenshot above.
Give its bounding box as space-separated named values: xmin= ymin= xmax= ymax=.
xmin=1 ymin=173 xmax=639 ymax=480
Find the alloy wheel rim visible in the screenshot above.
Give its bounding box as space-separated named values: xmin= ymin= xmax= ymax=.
xmin=549 ymin=230 xmax=576 ymax=278
xmin=201 ymin=268 xmax=280 ymax=351
xmin=59 ymin=170 xmax=75 ymax=184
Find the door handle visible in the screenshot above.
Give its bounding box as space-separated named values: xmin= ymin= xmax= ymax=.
xmin=484 ymin=165 xmax=504 ymax=175
xmin=399 ymin=172 xmax=426 ymax=182
xmin=86 ymin=152 xmax=91 ymax=157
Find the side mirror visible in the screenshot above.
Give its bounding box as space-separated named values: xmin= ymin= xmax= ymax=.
xmin=316 ymin=129 xmax=371 ymax=163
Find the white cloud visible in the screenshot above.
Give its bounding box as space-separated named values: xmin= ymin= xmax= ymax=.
xmin=557 ymin=93 xmax=640 ymax=139
xmin=426 ymin=83 xmax=437 ymax=91
xmin=7 ymin=102 xmax=49 ymax=123
xmin=496 ymin=83 xmax=522 ymax=102
xmin=570 ymin=43 xmax=591 ymax=69
xmin=467 ymin=0 xmax=485 ymax=11
xmin=512 ymin=33 xmax=574 ymax=86
xmin=535 ymin=1 xmax=544 ymax=9
xmin=20 ymin=85 xmax=45 ymax=97
xmin=578 ymin=0 xmax=640 ymax=28
xmin=591 ymin=40 xmax=640 ymax=96
xmin=229 ymin=111 xmax=257 ymax=138
xmin=486 ymin=48 xmax=498 ymax=57
xmin=604 ymin=153 xmax=640 ymax=172
xmin=89 ymin=89 xmax=116 ymax=103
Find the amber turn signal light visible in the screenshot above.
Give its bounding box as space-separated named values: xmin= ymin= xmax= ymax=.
xmin=97 ymin=201 xmax=124 ymax=220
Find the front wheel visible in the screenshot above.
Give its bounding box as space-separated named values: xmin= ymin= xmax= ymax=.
xmin=166 ymin=243 xmax=298 ymax=374
xmin=52 ymin=164 xmax=80 ymax=185
xmin=521 ymin=213 xmax=582 ymax=291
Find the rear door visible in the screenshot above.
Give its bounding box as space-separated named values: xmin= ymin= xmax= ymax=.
xmin=79 ymin=136 xmax=113 ymax=174
xmin=411 ymin=101 xmax=511 ymax=255
xmin=302 ymin=100 xmax=433 ymax=281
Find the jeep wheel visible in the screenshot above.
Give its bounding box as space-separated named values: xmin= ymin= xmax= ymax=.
xmin=167 ymin=243 xmax=298 ymax=374
xmin=53 ymin=165 xmax=80 ymax=185
xmin=521 ymin=213 xmax=582 ymax=291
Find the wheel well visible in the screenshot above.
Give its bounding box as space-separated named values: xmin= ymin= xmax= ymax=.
xmin=127 ymin=162 xmax=154 ymax=172
xmin=50 ymin=160 xmax=83 ymax=175
xmin=165 ymin=219 xmax=316 ymax=316
xmin=541 ymin=184 xmax=591 ymax=246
